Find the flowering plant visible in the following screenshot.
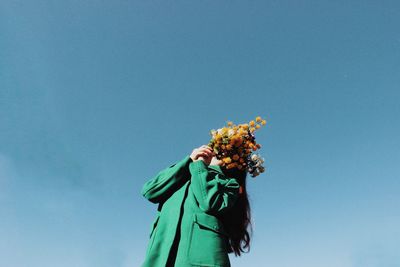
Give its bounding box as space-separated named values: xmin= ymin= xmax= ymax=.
xmin=208 ymin=116 xmax=267 ymax=177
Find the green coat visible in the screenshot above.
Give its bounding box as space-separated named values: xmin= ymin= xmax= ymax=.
xmin=140 ymin=155 xmax=241 ymax=267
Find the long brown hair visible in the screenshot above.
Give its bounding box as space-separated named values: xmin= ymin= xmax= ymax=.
xmin=219 ymin=167 xmax=252 ymax=256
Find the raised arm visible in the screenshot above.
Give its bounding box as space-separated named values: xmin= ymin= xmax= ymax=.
xmin=141 ymin=155 xmax=192 ymax=204
xmin=189 ymin=160 xmax=240 ymax=216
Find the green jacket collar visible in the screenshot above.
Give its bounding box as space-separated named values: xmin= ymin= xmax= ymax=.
xmin=208 ymin=164 xmax=224 ymax=174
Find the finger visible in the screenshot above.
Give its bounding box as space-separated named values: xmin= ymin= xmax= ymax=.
xmin=200 ymin=153 xmax=213 ymax=161
xmin=199 ymin=146 xmax=214 ymax=154
xmin=200 ymin=145 xmax=213 ymax=152
xmin=194 ymin=152 xmax=209 ymax=159
xmin=205 ymin=150 xmax=214 ymax=157
xmin=198 ymin=149 xmax=213 ymax=158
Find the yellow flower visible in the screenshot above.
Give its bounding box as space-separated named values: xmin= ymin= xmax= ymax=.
xmin=238 ymin=129 xmax=246 ymax=136
xmin=223 ymin=157 xmax=232 ymax=164
xmin=256 ymin=124 xmax=261 ymax=129
xmin=249 ymin=120 xmax=255 ymax=127
xmin=256 ymin=116 xmax=262 ymax=122
xmin=227 ymin=121 xmax=233 ymax=126
xmin=261 ymin=120 xmax=266 ymax=125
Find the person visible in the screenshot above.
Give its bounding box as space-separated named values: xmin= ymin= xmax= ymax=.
xmin=140 ymin=145 xmax=252 ymax=267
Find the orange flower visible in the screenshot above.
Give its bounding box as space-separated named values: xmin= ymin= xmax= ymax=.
xmin=227 ymin=162 xmax=238 ymax=169
xmin=235 ymin=139 xmax=243 ymax=147
xmin=229 ymin=139 xmax=235 ymax=146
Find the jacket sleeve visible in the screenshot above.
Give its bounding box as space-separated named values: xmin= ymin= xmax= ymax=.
xmin=189 ymin=160 xmax=240 ymax=216
xmin=141 ymin=155 xmax=193 ymax=204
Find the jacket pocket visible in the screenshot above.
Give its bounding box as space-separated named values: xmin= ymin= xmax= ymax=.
xmin=187 ymin=213 xmax=230 ymax=267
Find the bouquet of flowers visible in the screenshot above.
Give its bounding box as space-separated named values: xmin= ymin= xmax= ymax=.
xmin=208 ymin=116 xmax=267 ymax=177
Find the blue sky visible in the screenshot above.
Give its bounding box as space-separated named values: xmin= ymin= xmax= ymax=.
xmin=1 ymin=1 xmax=399 ymax=266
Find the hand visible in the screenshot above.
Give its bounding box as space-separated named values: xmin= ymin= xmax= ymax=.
xmin=209 ymin=155 xmax=223 ymax=166
xmin=190 ymin=145 xmax=215 ymax=165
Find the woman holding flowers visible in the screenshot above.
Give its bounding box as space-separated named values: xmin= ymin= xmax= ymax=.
xmin=140 ymin=117 xmax=266 ymax=267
